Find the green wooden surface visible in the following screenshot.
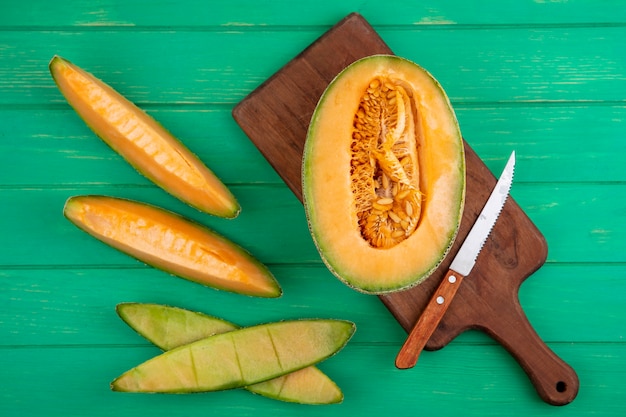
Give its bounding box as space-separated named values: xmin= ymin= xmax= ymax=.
xmin=1 ymin=1 xmax=624 ymax=415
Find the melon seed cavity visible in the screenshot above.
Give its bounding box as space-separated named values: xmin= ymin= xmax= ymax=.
xmin=350 ymin=77 xmax=423 ymax=249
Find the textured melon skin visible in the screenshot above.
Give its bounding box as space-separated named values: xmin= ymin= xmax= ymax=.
xmin=111 ymin=319 xmax=356 ymax=394
xmin=49 ymin=55 xmax=240 ymax=219
xmin=302 ymin=55 xmax=465 ymax=294
xmin=115 ymin=303 xmax=344 ymax=404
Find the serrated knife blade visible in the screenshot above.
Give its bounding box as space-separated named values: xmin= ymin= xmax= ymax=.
xmin=395 ymin=150 xmax=516 ymax=369
xmin=449 ymin=151 xmax=516 ymax=276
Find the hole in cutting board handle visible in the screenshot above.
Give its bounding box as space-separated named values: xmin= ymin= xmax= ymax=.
xmin=556 ymin=381 xmax=567 ymax=393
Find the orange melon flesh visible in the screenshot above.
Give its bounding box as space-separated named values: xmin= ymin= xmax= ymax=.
xmin=303 ymin=55 xmax=465 ymax=294
xmin=64 ymin=195 xmax=281 ymax=298
xmin=49 ymin=55 xmax=239 ymax=219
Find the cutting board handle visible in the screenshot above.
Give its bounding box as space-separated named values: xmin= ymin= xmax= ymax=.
xmin=484 ymin=293 xmax=579 ymax=405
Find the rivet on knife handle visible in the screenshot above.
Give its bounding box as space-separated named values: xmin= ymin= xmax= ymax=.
xmin=395 ymin=151 xmax=516 ymax=369
xmin=395 ymin=269 xmax=465 ymax=369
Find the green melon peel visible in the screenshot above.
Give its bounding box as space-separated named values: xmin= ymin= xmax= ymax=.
xmin=114 ymin=303 xmax=351 ymax=404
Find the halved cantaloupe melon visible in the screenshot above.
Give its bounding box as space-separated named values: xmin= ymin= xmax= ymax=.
xmin=303 ymin=55 xmax=465 ymax=294
xmin=49 ymin=55 xmax=240 ymax=219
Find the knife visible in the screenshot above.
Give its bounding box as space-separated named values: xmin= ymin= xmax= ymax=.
xmin=395 ymin=150 xmax=516 ymax=369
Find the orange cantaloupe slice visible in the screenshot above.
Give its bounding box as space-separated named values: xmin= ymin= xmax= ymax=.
xmin=64 ymin=195 xmax=280 ymax=297
xmin=50 ymin=55 xmax=240 ymax=218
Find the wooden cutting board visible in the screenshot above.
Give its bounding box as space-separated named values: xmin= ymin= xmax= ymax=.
xmin=232 ymin=12 xmax=578 ymax=406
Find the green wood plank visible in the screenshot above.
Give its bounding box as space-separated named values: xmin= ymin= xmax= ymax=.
xmin=1 ymin=264 xmax=622 ymax=347
xmin=0 ymin=108 xmax=281 ymax=186
xmin=2 ymin=0 xmax=625 ymax=27
xmin=517 ymin=263 xmax=625 ymax=344
xmin=386 ymin=26 xmax=626 ymax=104
xmin=0 ymin=265 xmax=396 ymax=347
xmin=512 ymin=183 xmax=626 ymax=264
xmin=0 ymin=343 xmax=621 ymax=416
xmin=2 ymin=104 xmax=624 ymax=186
xmin=1 ymin=27 xmax=624 ymax=105
xmin=0 ymin=184 xmax=623 ymax=266
xmin=0 ymin=31 xmax=308 ymax=106
xmin=0 ymin=185 xmax=318 ymax=267
xmin=460 ymin=104 xmax=626 ymax=183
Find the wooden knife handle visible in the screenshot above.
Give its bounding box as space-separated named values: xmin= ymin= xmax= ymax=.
xmin=396 ymin=269 xmax=465 ymax=369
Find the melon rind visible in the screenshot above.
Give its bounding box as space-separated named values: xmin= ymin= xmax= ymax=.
xmin=110 ymin=319 xmax=356 ymax=393
xmin=116 ymin=303 xmax=344 ymax=404
xmin=302 ymin=55 xmax=465 ymax=294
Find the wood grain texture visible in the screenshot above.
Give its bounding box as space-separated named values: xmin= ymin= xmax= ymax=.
xmin=1 ymin=1 xmax=624 ymax=416
xmin=3 ymin=105 xmax=626 ymax=185
xmin=3 ymin=0 xmax=626 ymax=26
xmin=2 ymin=28 xmax=626 ymax=105
xmin=233 ymin=13 xmax=578 ymax=405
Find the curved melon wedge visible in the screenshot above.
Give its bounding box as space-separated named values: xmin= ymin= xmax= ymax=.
xmin=116 ymin=303 xmax=344 ymax=404
xmin=111 ymin=319 xmax=355 ymax=393
xmin=64 ymin=195 xmax=281 ymax=298
xmin=49 ymin=55 xmax=239 ymax=219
